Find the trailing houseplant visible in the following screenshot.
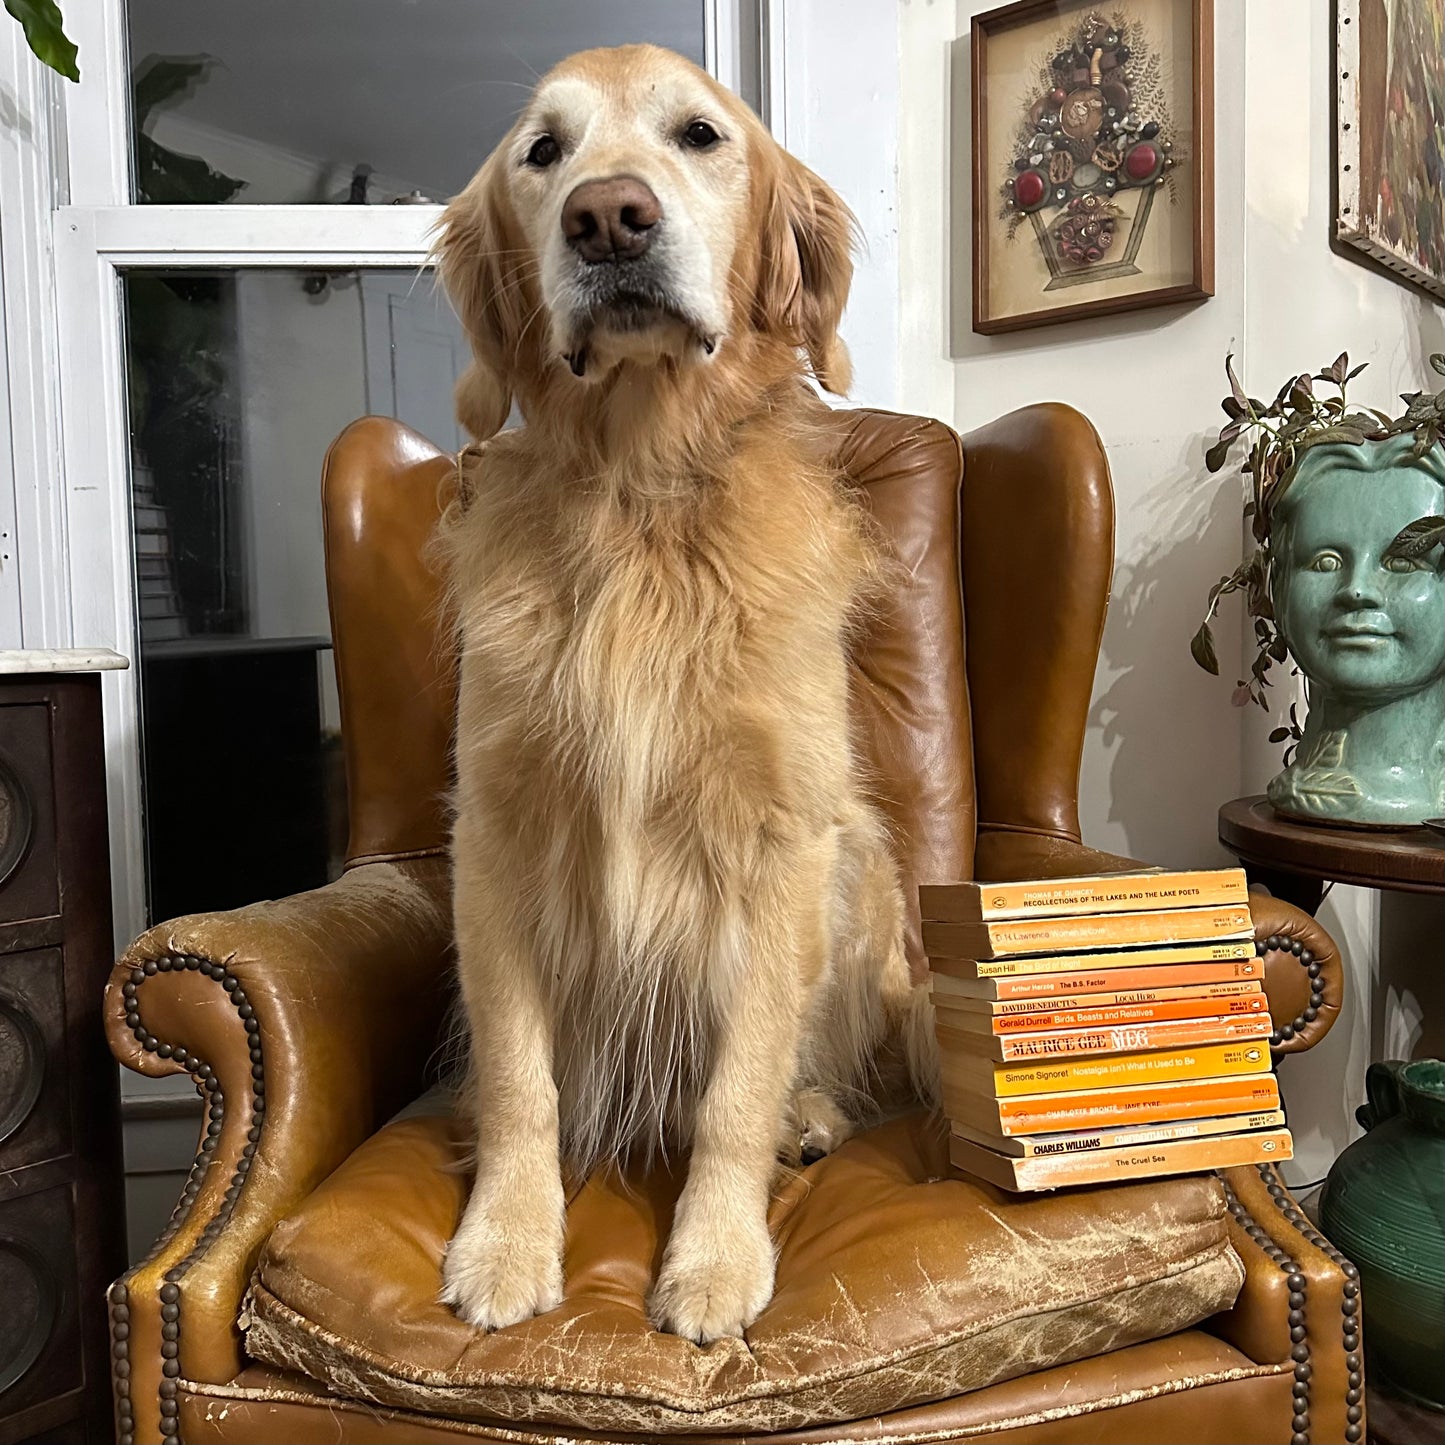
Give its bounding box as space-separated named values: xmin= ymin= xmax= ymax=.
xmin=1192 ymin=350 xmax=1445 ymax=720
xmin=1191 ymin=350 xmax=1445 ymax=824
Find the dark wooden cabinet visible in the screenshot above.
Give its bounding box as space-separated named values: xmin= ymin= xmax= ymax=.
xmin=0 ymin=668 xmax=126 ymax=1445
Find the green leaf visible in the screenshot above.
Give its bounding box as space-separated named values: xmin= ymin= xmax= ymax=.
xmin=1190 ymin=621 xmax=1220 ymax=676
xmin=1205 ymin=436 xmax=1235 ymax=473
xmin=1346 ymin=361 xmax=1369 ymax=382
xmin=4 ymin=0 xmax=78 ymax=81
xmin=1296 ymin=423 xmax=1367 ymax=451
xmin=1224 ymin=352 xmax=1248 ymax=409
xmin=1382 ymin=514 xmax=1445 ymax=561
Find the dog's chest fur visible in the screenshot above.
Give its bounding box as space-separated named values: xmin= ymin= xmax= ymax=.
xmin=447 ymin=430 xmax=878 ymax=1165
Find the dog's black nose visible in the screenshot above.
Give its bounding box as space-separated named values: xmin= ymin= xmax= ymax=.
xmin=562 ymin=176 xmax=661 ymax=263
xmin=800 ymin=1145 xmax=827 ymax=1166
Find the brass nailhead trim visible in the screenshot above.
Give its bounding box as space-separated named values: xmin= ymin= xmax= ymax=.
xmin=109 ymin=1279 xmax=133 ymax=1445
xmin=1222 ymin=1175 xmax=1312 ymax=1443
xmin=116 ymin=954 xmax=266 ymax=1445
xmin=1256 ymin=937 xmax=1323 ymax=1047
xmin=1257 ymin=1162 xmax=1364 ymax=1444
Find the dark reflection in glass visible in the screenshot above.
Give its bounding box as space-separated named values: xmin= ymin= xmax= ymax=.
xmin=124 ymin=267 xmax=469 ymax=923
xmin=125 ymin=0 xmax=710 ymax=204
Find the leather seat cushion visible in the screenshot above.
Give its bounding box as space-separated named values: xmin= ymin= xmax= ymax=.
xmin=246 ymin=1109 xmax=1244 ymax=1436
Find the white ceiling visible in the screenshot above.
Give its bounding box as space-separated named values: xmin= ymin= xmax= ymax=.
xmin=127 ymin=0 xmax=708 ymax=200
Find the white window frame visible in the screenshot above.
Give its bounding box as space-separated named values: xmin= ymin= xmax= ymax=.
xmin=42 ymin=0 xmax=776 ymax=947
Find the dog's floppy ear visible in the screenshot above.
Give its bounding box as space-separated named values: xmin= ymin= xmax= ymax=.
xmin=754 ymin=146 xmax=856 ymax=394
xmin=434 ymin=159 xmax=524 ymax=439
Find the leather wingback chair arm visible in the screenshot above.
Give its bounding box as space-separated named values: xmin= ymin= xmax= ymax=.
xmin=970 ymin=832 xmax=1341 ymax=1054
xmin=1210 ymin=1163 xmax=1364 ymax=1443
xmin=1242 ymin=887 xmax=1342 ymax=1056
xmin=103 ymin=857 xmax=452 ymax=1444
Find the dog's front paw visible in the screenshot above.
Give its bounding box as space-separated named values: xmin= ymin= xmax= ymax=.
xmin=441 ymin=1191 xmax=564 ymax=1330
xmin=649 ymin=1217 xmax=775 ymax=1343
xmin=780 ymin=1087 xmax=856 ymax=1166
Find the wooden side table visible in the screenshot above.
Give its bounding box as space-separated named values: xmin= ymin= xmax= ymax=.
xmin=1218 ymin=795 xmax=1445 ymax=914
xmin=0 ymin=651 xmax=128 ymax=1445
xmin=1219 ymin=795 xmax=1445 ymax=1445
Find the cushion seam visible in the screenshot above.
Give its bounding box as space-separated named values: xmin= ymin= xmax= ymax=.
xmin=182 ymin=1360 xmax=1290 ymax=1445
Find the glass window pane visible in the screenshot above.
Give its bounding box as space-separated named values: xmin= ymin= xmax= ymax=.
xmin=126 ymin=0 xmax=709 ymax=204
xmin=124 ymin=266 xmax=466 ymax=923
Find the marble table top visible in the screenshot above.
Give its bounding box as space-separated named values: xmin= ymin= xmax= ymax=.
xmin=0 ymin=648 xmax=129 ymax=675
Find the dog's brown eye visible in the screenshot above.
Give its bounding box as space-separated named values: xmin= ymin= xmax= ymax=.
xmin=681 ymin=120 xmax=720 ymax=150
xmin=525 ymin=134 xmax=561 ymax=168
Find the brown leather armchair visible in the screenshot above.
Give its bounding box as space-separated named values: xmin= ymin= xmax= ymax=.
xmin=105 ymin=405 xmax=1362 ymax=1445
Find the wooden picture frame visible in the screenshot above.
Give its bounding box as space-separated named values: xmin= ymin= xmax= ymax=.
xmin=971 ymin=0 xmax=1215 ymax=335
xmin=1333 ymin=0 xmax=1445 ymax=302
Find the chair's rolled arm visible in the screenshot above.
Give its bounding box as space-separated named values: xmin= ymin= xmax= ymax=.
xmin=103 ymin=857 xmax=452 ymax=1445
xmin=1244 ymin=887 xmax=1341 ymax=1055
xmin=967 ymin=835 xmax=1342 ymax=1053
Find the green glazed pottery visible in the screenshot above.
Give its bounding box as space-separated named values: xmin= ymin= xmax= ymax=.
xmin=1268 ymin=437 xmax=1445 ymax=828
xmin=1320 ymin=1058 xmax=1445 ymax=1409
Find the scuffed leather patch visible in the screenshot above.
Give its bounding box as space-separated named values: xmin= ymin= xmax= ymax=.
xmin=245 ymin=1111 xmax=1243 ymax=1434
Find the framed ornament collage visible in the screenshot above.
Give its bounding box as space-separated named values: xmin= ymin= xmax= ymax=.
xmin=970 ymin=0 xmax=1215 ymax=334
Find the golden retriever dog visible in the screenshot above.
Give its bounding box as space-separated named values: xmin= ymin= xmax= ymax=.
xmin=433 ymin=43 xmax=933 ymax=1344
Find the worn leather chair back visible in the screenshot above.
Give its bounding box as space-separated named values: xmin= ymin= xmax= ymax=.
xmin=321 ymin=406 xmax=1114 ymax=955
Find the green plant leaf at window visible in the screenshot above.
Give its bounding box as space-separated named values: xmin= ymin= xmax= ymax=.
xmin=5 ymin=0 xmax=78 ymax=81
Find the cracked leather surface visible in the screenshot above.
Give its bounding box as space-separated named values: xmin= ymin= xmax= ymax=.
xmin=247 ymin=1110 xmax=1242 ymax=1434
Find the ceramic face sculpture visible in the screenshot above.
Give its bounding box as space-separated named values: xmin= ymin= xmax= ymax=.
xmin=1268 ymin=436 xmax=1445 ymax=826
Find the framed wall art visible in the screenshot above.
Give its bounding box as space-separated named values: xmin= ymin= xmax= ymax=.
xmin=1334 ymin=0 xmax=1445 ymax=302
xmin=971 ymin=0 xmax=1214 ymax=334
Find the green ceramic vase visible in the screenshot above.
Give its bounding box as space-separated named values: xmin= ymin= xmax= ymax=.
xmin=1319 ymin=1059 xmax=1445 ymax=1410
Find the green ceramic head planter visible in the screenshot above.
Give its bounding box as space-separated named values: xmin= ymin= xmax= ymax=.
xmin=1192 ymin=351 xmax=1445 ymax=829
xmin=1267 ymin=437 xmax=1445 ymax=825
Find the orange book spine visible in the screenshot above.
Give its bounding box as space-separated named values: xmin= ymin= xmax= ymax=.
xmin=944 ymin=1074 xmax=1282 ymax=1136
xmin=948 ymin=1128 xmax=1293 ymax=1191
xmin=953 ymin=1108 xmax=1288 ymax=1158
xmin=926 ymin=906 xmax=1254 ymax=964
xmin=940 ymin=1038 xmax=1274 ymax=1098
xmin=928 ymin=954 xmax=1261 ymax=993
xmin=940 ymin=1014 xmax=1273 ymax=1061
xmin=921 ymin=868 xmax=1247 ymax=922
xmin=934 ymin=991 xmax=1269 ymax=1034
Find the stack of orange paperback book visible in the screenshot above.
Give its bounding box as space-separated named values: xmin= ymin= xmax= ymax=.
xmin=922 ymin=866 xmax=1292 ymax=1191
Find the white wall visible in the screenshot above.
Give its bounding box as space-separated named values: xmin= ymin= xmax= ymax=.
xmin=897 ymin=0 xmax=1445 ymax=1185
xmin=900 ymin=0 xmax=1250 ymax=870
